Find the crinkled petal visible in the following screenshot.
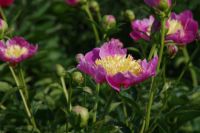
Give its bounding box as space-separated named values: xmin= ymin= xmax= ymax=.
xmin=99 ymin=39 xmax=126 ymax=58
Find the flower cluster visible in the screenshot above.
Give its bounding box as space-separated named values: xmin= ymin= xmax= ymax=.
xmin=130 ymin=10 xmax=198 ymax=45
xmin=77 ymin=39 xmax=158 ymax=92
xmin=0 ymin=37 xmax=38 ymax=65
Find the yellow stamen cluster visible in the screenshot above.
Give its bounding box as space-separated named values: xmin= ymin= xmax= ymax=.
xmin=5 ymin=45 xmax=28 ymax=58
xmin=167 ymin=19 xmax=183 ymax=35
xmin=95 ymin=55 xmax=142 ymax=76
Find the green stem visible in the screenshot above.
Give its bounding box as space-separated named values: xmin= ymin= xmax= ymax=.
xmin=178 ymin=45 xmax=200 ymax=83
xmin=93 ymin=84 xmax=100 ymax=123
xmin=9 ymin=66 xmax=40 ymax=132
xmin=84 ymin=5 xmax=100 ymax=45
xmin=144 ymin=78 xmax=155 ymax=132
xmin=148 ymin=43 xmax=157 ymax=60
xmin=143 ymin=17 xmax=167 ymax=133
xmin=60 ymin=76 xmax=69 ymax=106
xmin=19 ymin=67 xmax=29 ymax=100
xmin=182 ymin=47 xmax=198 ymax=87
xmin=157 ymin=18 xmax=167 ymax=72
xmin=0 ymin=7 xmax=7 ymax=22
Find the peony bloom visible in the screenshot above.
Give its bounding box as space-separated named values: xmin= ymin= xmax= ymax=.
xmin=166 ymin=10 xmax=199 ymax=45
xmin=65 ymin=0 xmax=80 ymax=6
xmin=0 ymin=37 xmax=38 ymax=65
xmin=77 ymin=39 xmax=158 ymax=92
xmin=0 ymin=0 xmax=14 ymax=7
xmin=144 ymin=0 xmax=171 ymax=11
xmin=130 ymin=15 xmax=155 ymax=41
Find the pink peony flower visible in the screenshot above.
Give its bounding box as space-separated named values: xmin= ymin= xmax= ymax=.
xmin=77 ymin=39 xmax=158 ymax=92
xmin=65 ymin=0 xmax=80 ymax=6
xmin=130 ymin=15 xmax=155 ymax=41
xmin=0 ymin=0 xmax=14 ymax=7
xmin=144 ymin=0 xmax=171 ymax=10
xmin=0 ymin=37 xmax=38 ymax=65
xmin=166 ymin=10 xmax=199 ymax=45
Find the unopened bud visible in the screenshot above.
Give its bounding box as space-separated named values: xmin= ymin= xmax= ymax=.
xmin=65 ymin=0 xmax=87 ymax=6
xmin=76 ymin=53 xmax=84 ymax=63
xmin=56 ymin=64 xmax=66 ymax=77
xmin=89 ymin=1 xmax=100 ymax=12
xmin=72 ymin=71 xmax=84 ymax=84
xmin=124 ymin=9 xmax=135 ymax=21
xmin=102 ymin=15 xmax=116 ymax=31
xmin=0 ymin=19 xmax=8 ymax=33
xmin=72 ymin=105 xmax=89 ymax=127
xmin=144 ymin=0 xmax=172 ymax=12
xmin=167 ymin=44 xmax=178 ymax=58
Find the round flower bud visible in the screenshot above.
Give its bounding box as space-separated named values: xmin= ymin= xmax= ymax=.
xmin=167 ymin=44 xmax=178 ymax=58
xmin=0 ymin=0 xmax=14 ymax=7
xmin=124 ymin=9 xmax=135 ymax=21
xmin=65 ymin=0 xmax=80 ymax=6
xmin=89 ymin=1 xmax=100 ymax=12
xmin=56 ymin=64 xmax=66 ymax=77
xmin=102 ymin=15 xmax=116 ymax=31
xmin=72 ymin=71 xmax=84 ymax=84
xmin=72 ymin=105 xmax=89 ymax=127
xmin=144 ymin=0 xmax=171 ymax=12
xmin=76 ymin=53 xmax=84 ymax=63
xmin=0 ymin=19 xmax=8 ymax=33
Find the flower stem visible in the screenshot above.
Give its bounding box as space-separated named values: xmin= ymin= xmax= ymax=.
xmin=60 ymin=76 xmax=70 ymax=110
xmin=178 ymin=45 xmax=200 ymax=83
xmin=182 ymin=47 xmax=198 ymax=87
xmin=93 ymin=83 xmax=100 ymax=123
xmin=148 ymin=43 xmax=157 ymax=60
xmin=143 ymin=17 xmax=167 ymax=132
xmin=157 ymin=18 xmax=167 ymax=72
xmin=83 ymin=5 xmax=100 ymax=45
xmin=9 ymin=66 xmax=40 ymax=132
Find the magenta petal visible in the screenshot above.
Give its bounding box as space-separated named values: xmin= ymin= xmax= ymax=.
xmin=130 ymin=16 xmax=154 ymax=41
xmin=99 ymin=38 xmax=127 ymax=58
xmin=84 ymin=48 xmax=100 ymax=64
xmin=77 ymin=59 xmax=106 ymax=83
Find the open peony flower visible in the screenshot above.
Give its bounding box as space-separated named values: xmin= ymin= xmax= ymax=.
xmin=0 ymin=37 xmax=38 ymax=65
xmin=65 ymin=0 xmax=80 ymax=6
xmin=77 ymin=39 xmax=158 ymax=92
xmin=166 ymin=10 xmax=199 ymax=45
xmin=130 ymin=16 xmax=155 ymax=41
xmin=0 ymin=0 xmax=14 ymax=7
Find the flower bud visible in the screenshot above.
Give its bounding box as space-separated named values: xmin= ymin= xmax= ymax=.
xmin=124 ymin=9 xmax=135 ymax=21
xmin=89 ymin=1 xmax=100 ymax=12
xmin=72 ymin=105 xmax=89 ymax=127
xmin=75 ymin=53 xmax=84 ymax=63
xmin=144 ymin=0 xmax=171 ymax=12
xmin=72 ymin=71 xmax=84 ymax=84
xmin=65 ymin=0 xmax=86 ymax=6
xmin=0 ymin=0 xmax=14 ymax=7
xmin=56 ymin=64 xmax=66 ymax=77
xmin=102 ymin=15 xmax=116 ymax=31
xmin=167 ymin=44 xmax=178 ymax=58
xmin=0 ymin=19 xmax=8 ymax=33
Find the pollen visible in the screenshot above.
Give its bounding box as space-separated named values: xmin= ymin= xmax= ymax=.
xmin=95 ymin=55 xmax=142 ymax=76
xmin=167 ymin=19 xmax=184 ymax=35
xmin=5 ymin=45 xmax=28 ymax=58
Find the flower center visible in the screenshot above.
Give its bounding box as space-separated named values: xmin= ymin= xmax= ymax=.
xmin=167 ymin=19 xmax=183 ymax=35
xmin=5 ymin=45 xmax=28 ymax=58
xmin=95 ymin=55 xmax=142 ymax=76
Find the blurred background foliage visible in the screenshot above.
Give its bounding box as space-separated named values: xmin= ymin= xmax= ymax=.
xmin=0 ymin=0 xmax=200 ymax=132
